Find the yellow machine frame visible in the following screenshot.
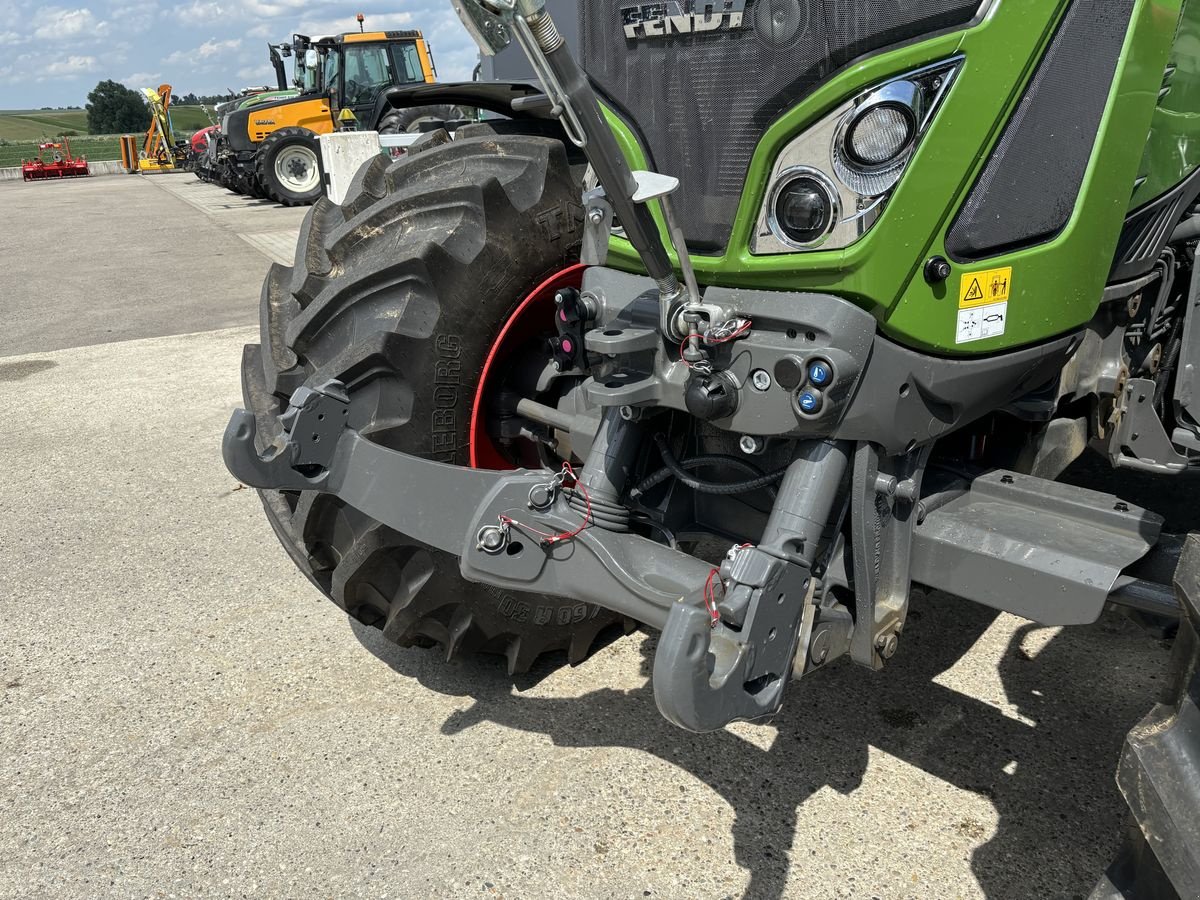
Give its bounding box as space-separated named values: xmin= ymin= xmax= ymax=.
xmin=137 ymin=84 xmax=181 ymax=173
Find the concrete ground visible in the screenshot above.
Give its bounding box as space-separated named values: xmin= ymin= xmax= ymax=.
xmin=0 ymin=174 xmax=1181 ymax=899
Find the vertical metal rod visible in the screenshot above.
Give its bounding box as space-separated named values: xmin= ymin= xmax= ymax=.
xmin=530 ymin=15 xmax=678 ymax=292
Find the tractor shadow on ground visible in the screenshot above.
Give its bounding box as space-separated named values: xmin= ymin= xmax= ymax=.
xmin=351 ymin=592 xmax=1167 ymax=900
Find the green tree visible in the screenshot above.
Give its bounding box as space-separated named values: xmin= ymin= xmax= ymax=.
xmin=85 ymin=80 xmax=150 ymax=134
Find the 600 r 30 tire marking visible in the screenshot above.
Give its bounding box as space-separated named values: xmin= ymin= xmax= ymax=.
xmin=241 ymin=126 xmax=624 ymax=672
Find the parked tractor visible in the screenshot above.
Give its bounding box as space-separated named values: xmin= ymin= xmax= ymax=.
xmin=224 ymin=1 xmax=1200 ymax=892
xmin=210 ymin=27 xmax=453 ymax=206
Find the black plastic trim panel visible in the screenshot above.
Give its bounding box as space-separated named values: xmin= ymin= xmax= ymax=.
xmin=1110 ymin=165 xmax=1200 ymax=283
xmin=945 ymin=0 xmax=1136 ymax=262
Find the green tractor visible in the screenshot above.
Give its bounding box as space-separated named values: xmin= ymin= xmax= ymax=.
xmin=225 ymin=1 xmax=1200 ymax=891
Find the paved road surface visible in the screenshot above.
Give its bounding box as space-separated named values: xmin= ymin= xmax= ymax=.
xmin=0 ymin=173 xmax=1178 ymax=899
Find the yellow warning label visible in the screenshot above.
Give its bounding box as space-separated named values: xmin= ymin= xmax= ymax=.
xmin=960 ymin=267 xmax=1013 ymax=308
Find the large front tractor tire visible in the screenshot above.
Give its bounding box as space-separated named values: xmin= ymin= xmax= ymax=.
xmin=256 ymin=127 xmax=323 ymax=207
xmin=242 ymin=130 xmax=621 ymax=672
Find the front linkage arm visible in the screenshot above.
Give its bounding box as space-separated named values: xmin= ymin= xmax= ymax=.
xmin=224 ymin=381 xmax=851 ymax=732
xmin=223 ymin=384 xmax=708 ymax=629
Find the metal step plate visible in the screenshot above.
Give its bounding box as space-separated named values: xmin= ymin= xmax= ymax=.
xmin=911 ymin=470 xmax=1163 ymax=625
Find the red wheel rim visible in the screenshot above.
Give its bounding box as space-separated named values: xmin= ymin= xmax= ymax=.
xmin=469 ymin=263 xmax=588 ymax=469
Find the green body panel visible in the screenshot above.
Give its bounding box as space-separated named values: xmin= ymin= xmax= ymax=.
xmin=1130 ymin=0 xmax=1200 ymax=208
xmin=238 ymin=90 xmax=300 ymax=110
xmin=603 ymin=0 xmax=1180 ymax=355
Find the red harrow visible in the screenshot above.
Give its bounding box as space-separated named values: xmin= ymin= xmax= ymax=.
xmin=21 ymin=139 xmax=90 ymax=181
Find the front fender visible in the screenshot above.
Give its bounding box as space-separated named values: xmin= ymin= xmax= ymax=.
xmin=375 ymin=80 xmax=552 ymax=121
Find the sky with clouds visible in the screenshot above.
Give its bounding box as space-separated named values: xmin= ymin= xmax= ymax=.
xmin=0 ymin=0 xmax=480 ymax=108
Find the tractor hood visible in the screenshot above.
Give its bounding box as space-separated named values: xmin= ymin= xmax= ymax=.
xmin=570 ymin=0 xmax=986 ymax=253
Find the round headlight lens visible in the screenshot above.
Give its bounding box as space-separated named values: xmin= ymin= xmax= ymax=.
xmin=846 ymin=104 xmax=916 ymax=167
xmin=772 ymin=175 xmax=836 ymax=247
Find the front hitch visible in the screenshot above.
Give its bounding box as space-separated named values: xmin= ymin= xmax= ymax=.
xmin=654 ymin=441 xmax=853 ymax=731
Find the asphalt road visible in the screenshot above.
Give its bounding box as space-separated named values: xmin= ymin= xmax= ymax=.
xmin=0 ymin=173 xmax=1178 ymax=899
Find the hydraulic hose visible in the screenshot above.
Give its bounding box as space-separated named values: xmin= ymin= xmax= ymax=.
xmin=630 ymin=455 xmax=780 ymax=500
xmin=636 ymin=434 xmax=788 ymax=497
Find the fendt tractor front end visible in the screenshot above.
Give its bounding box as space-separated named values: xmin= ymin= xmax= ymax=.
xmin=223 ymin=3 xmax=1200 ymax=880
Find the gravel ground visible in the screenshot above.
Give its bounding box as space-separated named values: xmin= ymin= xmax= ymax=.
xmin=0 ymin=174 xmax=1180 ymax=899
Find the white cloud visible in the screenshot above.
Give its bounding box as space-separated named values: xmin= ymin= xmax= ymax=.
xmin=294 ymin=11 xmax=413 ymax=38
xmin=41 ymin=54 xmax=98 ymax=76
xmin=197 ymin=37 xmax=240 ymax=57
xmin=33 ymin=7 xmax=108 ymax=40
xmin=110 ymin=0 xmax=155 ymax=14
xmin=238 ymin=0 xmax=309 ymax=17
xmin=107 ymin=2 xmax=153 ymax=33
xmin=121 ymin=70 xmax=160 ymax=87
xmin=0 ymin=30 xmax=20 ymax=44
xmin=178 ymin=0 xmax=229 ymax=24
xmin=422 ymin=8 xmax=481 ymax=81
xmin=162 ymin=36 xmax=241 ymax=67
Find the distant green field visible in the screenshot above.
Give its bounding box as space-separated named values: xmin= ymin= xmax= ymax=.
xmin=0 ymin=106 xmax=212 ymax=143
xmin=0 ymin=109 xmax=90 ymax=141
xmin=170 ymin=106 xmax=217 ymax=130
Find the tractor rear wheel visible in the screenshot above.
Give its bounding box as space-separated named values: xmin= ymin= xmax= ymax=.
xmin=256 ymin=127 xmax=323 ymax=207
xmin=241 ymin=128 xmax=623 ymax=672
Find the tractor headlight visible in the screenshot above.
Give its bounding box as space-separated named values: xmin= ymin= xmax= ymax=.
xmin=752 ymin=59 xmax=960 ymax=256
xmin=845 ymin=104 xmax=916 ymax=166
xmin=768 ymin=169 xmax=840 ymax=249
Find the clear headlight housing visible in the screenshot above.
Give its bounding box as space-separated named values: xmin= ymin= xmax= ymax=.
xmin=753 ymin=58 xmax=960 ymax=255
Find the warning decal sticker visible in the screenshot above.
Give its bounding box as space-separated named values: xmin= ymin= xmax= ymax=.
xmin=956 ymin=302 xmax=1008 ymax=344
xmin=960 ymin=266 xmax=1012 ymax=309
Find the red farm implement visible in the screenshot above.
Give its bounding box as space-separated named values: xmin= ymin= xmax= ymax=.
xmin=21 ymin=139 xmax=90 ymax=181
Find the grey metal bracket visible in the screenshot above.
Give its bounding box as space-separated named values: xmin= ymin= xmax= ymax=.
xmin=653 ymin=441 xmax=850 ymax=732
xmin=580 ymin=186 xmax=613 ymax=267
xmin=1113 ymin=377 xmax=1190 ymax=474
xmin=449 ymin=0 xmax=515 ymax=55
xmin=848 ymin=442 xmax=929 ymax=669
xmin=1172 ymin=243 xmax=1200 ymax=448
xmin=910 ymin=469 xmax=1163 ymax=625
xmin=653 ymin=551 xmax=813 ymax=732
xmin=222 ymin=380 xmax=350 ymax=491
xmin=460 ymin=475 xmax=712 ymax=628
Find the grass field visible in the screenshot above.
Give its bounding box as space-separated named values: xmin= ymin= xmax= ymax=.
xmin=0 ymin=106 xmax=213 ymax=143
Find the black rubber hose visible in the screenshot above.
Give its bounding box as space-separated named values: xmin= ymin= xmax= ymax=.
xmin=633 ymin=434 xmax=788 ymax=498
xmin=631 ymin=454 xmax=772 ymax=497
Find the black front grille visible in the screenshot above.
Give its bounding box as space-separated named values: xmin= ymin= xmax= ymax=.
xmin=578 ymin=0 xmax=982 ymax=253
